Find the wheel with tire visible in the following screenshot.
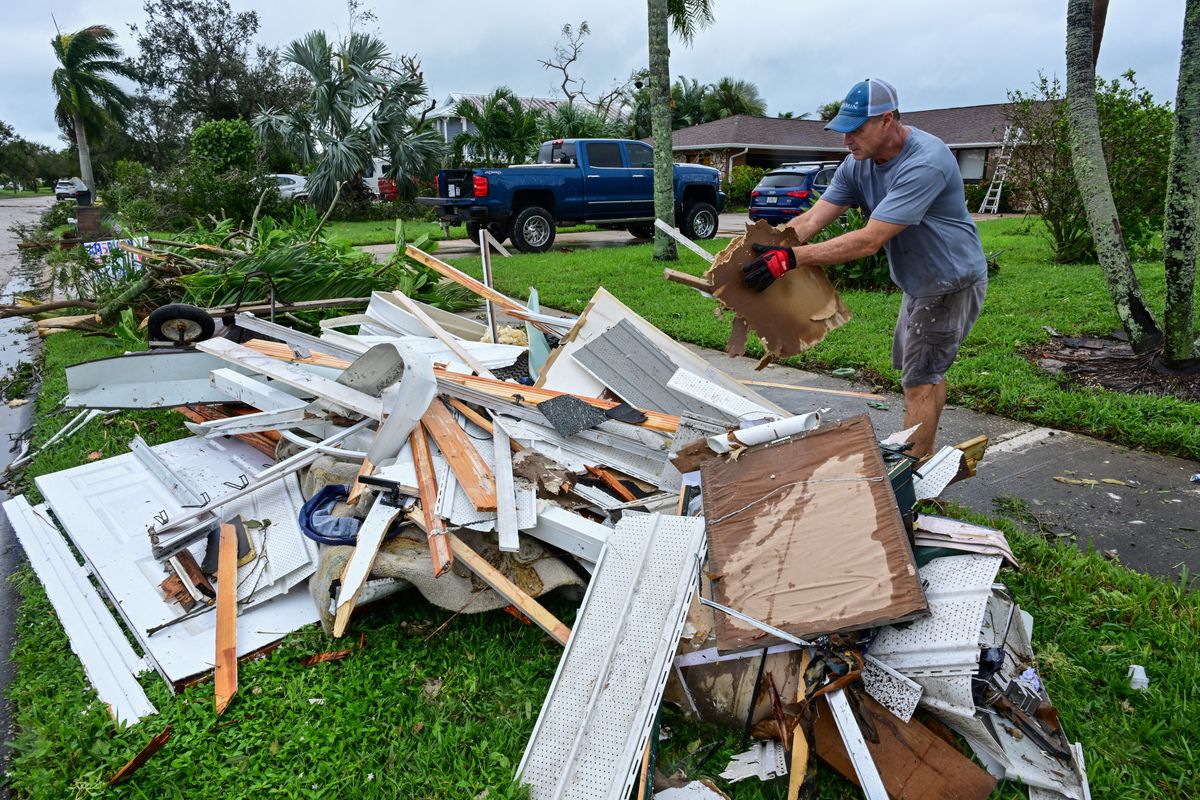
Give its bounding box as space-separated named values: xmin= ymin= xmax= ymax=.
xmin=680 ymin=201 xmax=718 ymax=240
xmin=626 ymin=223 xmax=655 ymax=240
xmin=147 ymin=303 xmax=216 ymax=345
xmin=510 ymin=206 xmax=556 ymax=253
xmin=466 ymin=220 xmax=510 ymax=246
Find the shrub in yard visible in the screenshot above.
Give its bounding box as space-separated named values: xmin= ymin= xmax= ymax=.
xmin=813 ymin=207 xmax=893 ymax=291
xmin=190 ymin=119 xmax=257 ymax=173
xmin=725 ymin=164 xmax=765 ymax=207
xmin=1005 ymin=71 xmax=1172 ymax=262
xmin=962 ymin=180 xmax=1015 ymax=214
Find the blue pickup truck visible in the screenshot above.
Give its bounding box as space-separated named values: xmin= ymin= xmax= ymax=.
xmin=418 ymin=138 xmax=726 ymax=253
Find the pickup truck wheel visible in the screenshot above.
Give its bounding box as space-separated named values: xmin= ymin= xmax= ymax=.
xmin=626 ymin=223 xmax=655 ymax=240
xmin=466 ymin=221 xmax=510 ymax=246
xmin=681 ymin=202 xmax=718 ymax=240
xmin=511 ymin=206 xmax=556 ymax=253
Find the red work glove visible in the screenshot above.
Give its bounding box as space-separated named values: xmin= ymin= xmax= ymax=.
xmin=742 ymin=244 xmax=796 ymax=292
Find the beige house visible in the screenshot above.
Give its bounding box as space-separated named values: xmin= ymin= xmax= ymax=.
xmin=658 ymin=103 xmax=1012 ymax=183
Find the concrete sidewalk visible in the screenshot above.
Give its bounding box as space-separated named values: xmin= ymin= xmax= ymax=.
xmin=688 ymin=345 xmax=1200 ymax=584
xmin=361 ymin=212 xmax=750 ymax=260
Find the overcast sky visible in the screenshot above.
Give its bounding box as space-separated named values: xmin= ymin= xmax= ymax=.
xmin=3 ymin=0 xmax=1189 ymax=148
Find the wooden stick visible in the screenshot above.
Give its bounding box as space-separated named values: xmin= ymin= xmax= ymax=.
xmin=441 ymin=528 xmax=570 ymax=646
xmin=148 ymin=238 xmax=245 ymax=258
xmin=436 ymin=370 xmax=680 ymax=433
xmin=214 ymin=521 xmax=238 ymax=715
xmin=585 ymin=464 xmax=638 ymax=503
xmin=390 ymin=291 xmax=494 ymax=378
xmin=787 ymin=650 xmax=813 ymax=800
xmin=654 ymin=218 xmax=717 ymax=264
xmin=239 ymin=338 xmax=352 ymax=369
xmin=421 ymin=401 xmax=497 ymax=511
xmin=108 ymin=724 xmax=172 ymax=786
xmin=662 ymin=268 xmax=714 ymax=293
xmin=410 ymin=424 xmax=453 ymax=577
xmin=405 ymin=244 xmax=529 ymax=315
xmin=0 ymin=299 xmax=99 ymax=318
xmin=739 ymin=378 xmax=880 ymax=400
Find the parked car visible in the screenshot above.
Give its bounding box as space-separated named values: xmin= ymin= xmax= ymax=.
xmin=54 ymin=177 xmax=87 ymax=202
xmin=418 ymin=138 xmax=726 ymax=253
xmin=270 ymin=173 xmax=309 ymax=201
xmin=747 ymin=164 xmax=839 ymax=225
xmin=362 ymin=159 xmax=398 ymax=202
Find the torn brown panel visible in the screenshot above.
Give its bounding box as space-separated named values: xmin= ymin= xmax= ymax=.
xmin=726 ymin=315 xmax=750 ymax=357
xmin=812 ymin=692 xmax=996 ymax=800
xmin=108 ymin=725 xmax=172 ymax=786
xmin=706 ymin=220 xmax=851 ymax=358
xmin=701 ymin=415 xmax=926 ymax=650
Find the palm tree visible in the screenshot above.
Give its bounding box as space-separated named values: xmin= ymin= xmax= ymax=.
xmin=50 ymin=25 xmax=136 ymax=195
xmin=671 ymin=76 xmax=710 ymax=128
xmin=255 ymin=30 xmax=445 ymax=208
xmin=705 ymin=77 xmax=767 ymax=119
xmin=540 ymin=103 xmax=623 ymax=140
xmin=452 ymin=88 xmax=544 ymax=166
xmin=649 ymin=0 xmax=715 ymax=260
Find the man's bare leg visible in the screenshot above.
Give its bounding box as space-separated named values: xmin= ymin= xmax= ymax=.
xmin=903 ymin=381 xmax=947 ymax=460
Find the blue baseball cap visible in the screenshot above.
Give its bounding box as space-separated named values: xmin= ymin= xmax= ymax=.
xmin=825 ymin=78 xmax=899 ymax=133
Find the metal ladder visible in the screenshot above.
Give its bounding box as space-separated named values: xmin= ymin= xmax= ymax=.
xmin=978 ymin=125 xmax=1020 ymax=214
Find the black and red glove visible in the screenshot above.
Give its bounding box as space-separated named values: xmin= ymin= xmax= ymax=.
xmin=741 ymin=244 xmax=796 ymax=292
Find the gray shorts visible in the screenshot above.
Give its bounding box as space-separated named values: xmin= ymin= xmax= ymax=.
xmin=892 ymin=280 xmax=986 ymax=389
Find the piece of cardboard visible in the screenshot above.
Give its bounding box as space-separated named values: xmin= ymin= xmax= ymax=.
xmin=701 ymin=415 xmax=927 ymax=650
xmin=706 ymin=220 xmax=851 ymax=358
xmin=813 ymin=692 xmax=997 ymax=800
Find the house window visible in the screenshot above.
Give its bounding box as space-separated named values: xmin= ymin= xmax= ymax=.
xmin=957 ymin=149 xmax=987 ymax=181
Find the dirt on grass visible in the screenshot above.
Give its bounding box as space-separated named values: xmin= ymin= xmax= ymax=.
xmin=1030 ymin=333 xmax=1200 ymax=403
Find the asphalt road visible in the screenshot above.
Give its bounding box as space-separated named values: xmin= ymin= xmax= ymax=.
xmin=0 ymin=194 xmax=51 ymax=781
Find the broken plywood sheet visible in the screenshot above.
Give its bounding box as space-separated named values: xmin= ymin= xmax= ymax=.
xmin=536 ymin=287 xmax=788 ymax=417
xmin=812 ymin=691 xmax=997 ymax=800
xmin=700 ymin=415 xmax=926 ymax=650
xmin=706 ymin=220 xmax=851 ymax=358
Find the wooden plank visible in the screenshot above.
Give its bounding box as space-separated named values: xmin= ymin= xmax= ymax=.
xmin=108 ymin=725 xmax=172 ymax=786
xmin=738 ymin=378 xmax=881 ymax=400
xmin=405 ymin=244 xmax=529 ymax=315
xmin=389 ymin=291 xmax=494 ymax=377
xmin=410 ymin=424 xmax=453 ymax=577
xmin=787 ymin=650 xmax=813 ymax=800
xmin=197 ymin=338 xmax=383 ymax=419
xmin=214 ymin=521 xmax=238 ymax=715
xmin=584 ymin=464 xmax=638 ymax=503
xmin=493 ymin=425 xmax=520 ymax=552
xmin=239 ymin=338 xmax=352 ymax=369
xmin=435 ymin=369 xmax=680 ymax=433
xmin=332 ymin=499 xmax=402 ymax=637
xmin=421 ymin=400 xmax=497 ymax=511
xmin=442 ymin=529 xmax=570 ymax=646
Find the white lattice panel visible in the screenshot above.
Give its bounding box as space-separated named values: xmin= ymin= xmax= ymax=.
xmin=518 ymin=512 xmax=706 ymax=800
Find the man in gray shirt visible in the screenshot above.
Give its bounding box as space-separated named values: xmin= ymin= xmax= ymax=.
xmin=742 ymin=78 xmax=988 ymax=459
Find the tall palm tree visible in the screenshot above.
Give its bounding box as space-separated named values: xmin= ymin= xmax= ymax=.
xmin=671 ymin=76 xmax=710 ymax=129
xmin=452 ymin=88 xmax=544 ymax=165
xmin=705 ymin=77 xmax=767 ymax=118
xmin=649 ymin=0 xmax=715 ymax=260
xmin=540 ymin=103 xmax=623 ymax=140
xmin=50 ymin=25 xmax=136 ymax=195
xmin=255 ymin=30 xmax=445 ymax=208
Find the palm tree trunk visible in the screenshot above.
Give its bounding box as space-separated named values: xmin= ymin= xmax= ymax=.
xmin=1162 ymin=0 xmax=1200 ymax=364
xmin=74 ymin=115 xmax=95 ymax=199
xmin=648 ymin=0 xmax=677 ymax=261
xmin=1065 ymin=0 xmax=1163 ymax=352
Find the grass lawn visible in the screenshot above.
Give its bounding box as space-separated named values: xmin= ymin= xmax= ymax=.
xmin=2 ymin=188 xmax=53 ymax=199
xmin=442 ymin=218 xmax=1200 ymax=461
xmin=324 ymin=219 xmax=599 ymax=247
xmin=3 ymin=324 xmax=1198 ymax=797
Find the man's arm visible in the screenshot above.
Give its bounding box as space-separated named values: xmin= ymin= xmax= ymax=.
xmin=786 ymin=198 xmax=849 ymax=243
xmin=790 ymin=217 xmax=906 ymax=268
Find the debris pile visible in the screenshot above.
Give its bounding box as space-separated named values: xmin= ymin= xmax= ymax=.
xmin=4 ymin=238 xmax=1090 ymax=798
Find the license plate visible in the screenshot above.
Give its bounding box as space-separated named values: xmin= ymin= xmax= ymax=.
xmin=766 ymin=196 xmax=777 ymax=204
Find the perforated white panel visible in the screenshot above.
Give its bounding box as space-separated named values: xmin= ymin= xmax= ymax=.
xmin=912 ymin=447 xmax=963 ymax=500
xmin=868 ymin=554 xmax=1001 ymax=676
xmin=518 ymin=512 xmax=706 ymax=800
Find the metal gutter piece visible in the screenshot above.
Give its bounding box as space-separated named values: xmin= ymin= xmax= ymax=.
xmin=3 ymin=496 xmax=157 ymax=725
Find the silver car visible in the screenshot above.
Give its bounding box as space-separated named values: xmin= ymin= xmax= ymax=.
xmin=270 ymin=173 xmax=309 ymax=201
xmin=55 ymin=177 xmax=87 ymax=201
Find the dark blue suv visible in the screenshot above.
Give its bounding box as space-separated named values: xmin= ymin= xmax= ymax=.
xmin=748 ymin=164 xmax=840 ymax=225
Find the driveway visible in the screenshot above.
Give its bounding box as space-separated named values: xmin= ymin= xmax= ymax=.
xmin=362 ymin=212 xmax=751 ymax=260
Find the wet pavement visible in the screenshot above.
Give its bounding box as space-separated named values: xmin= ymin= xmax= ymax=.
xmin=0 ymin=194 xmax=52 ymax=778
